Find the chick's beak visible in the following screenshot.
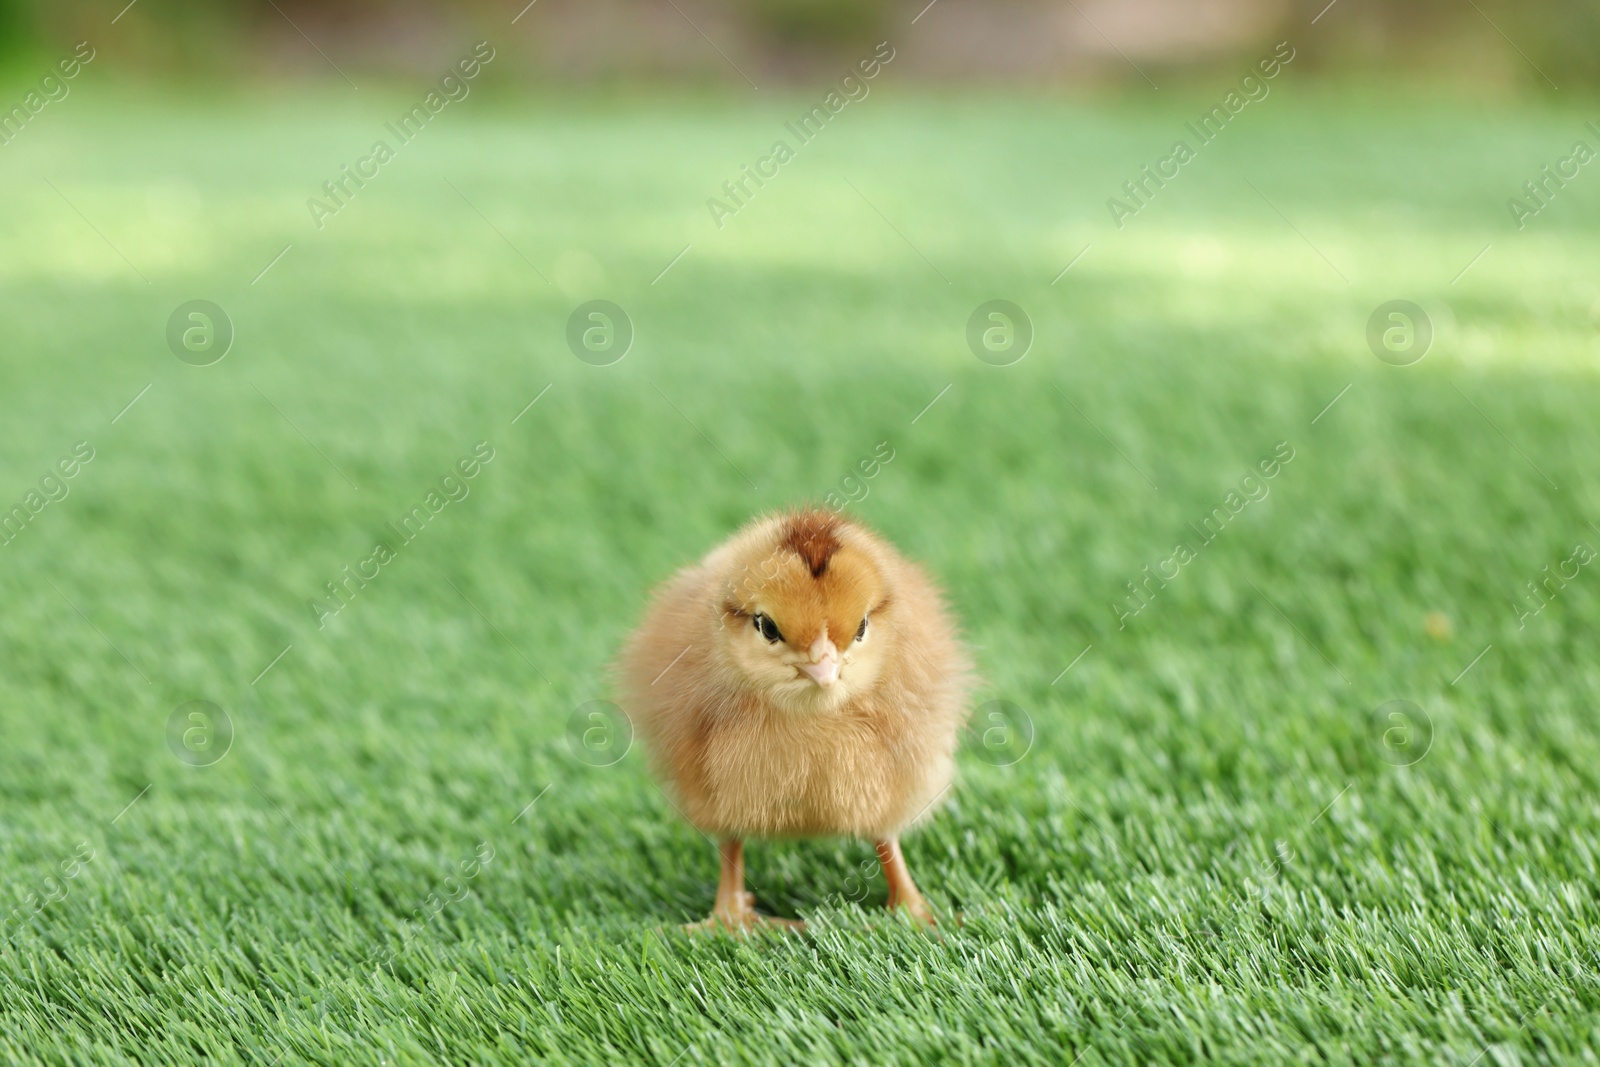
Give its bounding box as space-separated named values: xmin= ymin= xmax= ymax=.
xmin=799 ymin=636 xmax=840 ymax=688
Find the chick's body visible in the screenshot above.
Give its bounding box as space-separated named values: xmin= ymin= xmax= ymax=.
xmin=620 ymin=509 xmax=972 ymax=929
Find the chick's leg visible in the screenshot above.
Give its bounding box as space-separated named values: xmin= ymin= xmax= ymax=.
xmin=685 ymin=839 xmax=804 ymax=934
xmin=711 ymin=838 xmax=755 ymax=925
xmin=875 ymin=838 xmax=937 ymax=925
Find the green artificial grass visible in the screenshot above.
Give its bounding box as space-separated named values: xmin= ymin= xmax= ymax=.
xmin=2 ymin=75 xmax=1599 ymax=1065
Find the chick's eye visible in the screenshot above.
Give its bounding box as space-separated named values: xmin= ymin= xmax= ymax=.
xmin=753 ymin=613 xmax=782 ymax=643
xmin=855 ymin=617 xmax=868 ymax=642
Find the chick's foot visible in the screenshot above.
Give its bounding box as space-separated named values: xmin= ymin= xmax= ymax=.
xmin=682 ymin=840 xmax=805 ymax=936
xmin=684 ymin=891 xmax=805 ymax=935
xmin=888 ymin=890 xmax=939 ymax=927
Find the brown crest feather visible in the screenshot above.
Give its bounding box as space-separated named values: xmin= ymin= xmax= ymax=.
xmin=782 ymin=511 xmax=842 ymax=578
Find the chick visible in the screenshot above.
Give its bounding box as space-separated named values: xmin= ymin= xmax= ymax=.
xmin=619 ymin=508 xmax=973 ymax=931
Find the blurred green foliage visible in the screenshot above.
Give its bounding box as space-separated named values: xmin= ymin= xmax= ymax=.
xmin=1295 ymin=0 xmax=1600 ymax=90
xmin=0 ymin=0 xmax=1595 ymax=88
xmin=0 ymin=0 xmax=34 ymax=61
xmin=744 ymin=0 xmax=891 ymax=49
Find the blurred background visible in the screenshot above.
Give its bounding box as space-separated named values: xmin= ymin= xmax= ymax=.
xmin=1 ymin=0 xmax=1596 ymax=89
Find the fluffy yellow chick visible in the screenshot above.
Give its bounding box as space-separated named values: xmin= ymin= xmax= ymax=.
xmin=619 ymin=508 xmax=973 ymax=931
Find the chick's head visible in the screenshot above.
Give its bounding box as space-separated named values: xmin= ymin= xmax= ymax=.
xmin=714 ymin=512 xmax=891 ymax=712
